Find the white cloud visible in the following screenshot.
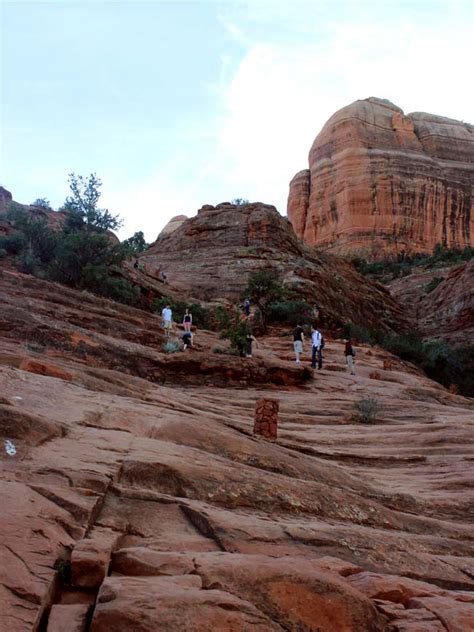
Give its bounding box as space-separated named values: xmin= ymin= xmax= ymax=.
xmin=105 ymin=1 xmax=474 ymax=241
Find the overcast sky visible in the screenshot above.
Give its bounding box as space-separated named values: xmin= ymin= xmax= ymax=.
xmin=1 ymin=0 xmax=473 ymax=241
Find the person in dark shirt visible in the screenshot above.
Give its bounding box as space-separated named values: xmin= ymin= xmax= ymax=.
xmin=292 ymin=323 xmax=305 ymax=364
xmin=344 ymin=338 xmax=356 ymax=375
xmin=244 ymin=298 xmax=251 ymax=318
xmin=245 ymin=332 xmax=257 ymax=358
xmin=182 ymin=331 xmax=193 ymax=350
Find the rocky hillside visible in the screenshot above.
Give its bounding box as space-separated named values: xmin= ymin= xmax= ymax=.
xmin=388 ymin=259 xmax=474 ymax=345
xmin=288 ymin=97 xmax=474 ymax=259
xmin=141 ymin=201 xmax=407 ymax=332
xmin=1 ymin=266 xmax=473 ymax=631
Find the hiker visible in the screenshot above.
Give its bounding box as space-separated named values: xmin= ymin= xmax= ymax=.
xmin=182 ymin=331 xmax=193 ymax=350
xmin=161 ymin=304 xmax=173 ymax=337
xmin=311 ymin=325 xmax=323 ymax=369
xmin=160 ymin=271 xmax=167 ymax=284
xmin=133 ymin=259 xmax=139 ymax=270
xmin=244 ymin=298 xmax=251 ymax=318
xmin=245 ymin=331 xmax=257 ymax=358
xmin=183 ymin=308 xmax=192 ymax=332
xmin=292 ymin=322 xmax=305 ymax=364
xmin=344 ymin=338 xmax=356 ymax=375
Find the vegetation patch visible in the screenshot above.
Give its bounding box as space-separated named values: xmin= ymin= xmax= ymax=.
xmin=353 ymin=397 xmax=383 ymax=423
xmin=342 ymin=322 xmax=474 ymax=397
xmin=352 ymin=244 xmax=474 ymax=282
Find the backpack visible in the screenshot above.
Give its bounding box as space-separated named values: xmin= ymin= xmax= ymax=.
xmin=320 ymin=336 xmax=325 ymax=349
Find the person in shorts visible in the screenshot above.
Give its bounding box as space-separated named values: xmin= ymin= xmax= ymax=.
xmin=292 ymin=323 xmax=305 ymax=363
xmin=183 ymin=309 xmax=192 ymax=332
xmin=162 ymin=305 xmax=173 ymax=337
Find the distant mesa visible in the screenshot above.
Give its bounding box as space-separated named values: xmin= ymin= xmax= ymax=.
xmin=287 ymin=97 xmax=474 ymax=259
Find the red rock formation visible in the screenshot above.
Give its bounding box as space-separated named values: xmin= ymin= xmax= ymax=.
xmin=288 ymin=97 xmax=474 ymax=259
xmin=156 ymin=214 xmax=188 ymax=239
xmin=0 ymin=186 xmax=13 ymax=214
xmin=143 ymin=201 xmax=407 ymax=332
xmin=389 ymin=260 xmax=474 ymax=344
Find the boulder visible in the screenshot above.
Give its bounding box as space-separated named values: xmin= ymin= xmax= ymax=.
xmin=90 ymin=575 xmax=280 ymax=631
xmin=47 ymin=604 xmax=89 ymax=632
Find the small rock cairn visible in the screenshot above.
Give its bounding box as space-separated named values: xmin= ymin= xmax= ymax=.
xmin=253 ymin=398 xmax=279 ymax=440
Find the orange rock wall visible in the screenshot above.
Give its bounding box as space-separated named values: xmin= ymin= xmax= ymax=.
xmin=288 ymin=98 xmax=474 ymax=259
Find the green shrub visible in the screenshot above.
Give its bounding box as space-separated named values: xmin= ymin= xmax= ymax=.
xmin=267 ymin=300 xmax=314 ymax=326
xmin=121 ymin=231 xmax=149 ymax=256
xmin=353 ymin=397 xmax=382 ymax=423
xmin=352 ymin=244 xmax=474 ymax=282
xmin=163 ymin=341 xmax=180 ymax=353
xmin=381 ymin=333 xmax=474 ymax=397
xmin=0 ymin=232 xmax=26 ymax=254
xmin=16 ymin=252 xmax=41 ymax=274
xmin=245 ymin=268 xmax=286 ymax=332
xmin=341 ymin=323 xmax=385 ymax=345
xmin=381 ymin=331 xmax=425 ymax=364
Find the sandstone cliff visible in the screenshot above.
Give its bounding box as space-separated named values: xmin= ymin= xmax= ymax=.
xmin=142 ymin=201 xmax=406 ymax=332
xmin=156 ymin=214 xmax=188 ymax=238
xmin=288 ymin=97 xmax=474 ymax=259
xmin=0 ymin=186 xmax=13 ymax=213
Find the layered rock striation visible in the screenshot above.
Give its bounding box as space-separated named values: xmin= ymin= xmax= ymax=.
xmin=142 ymin=201 xmax=407 ymax=331
xmin=288 ymin=97 xmax=474 ymax=259
xmin=389 ymin=259 xmax=474 ymax=345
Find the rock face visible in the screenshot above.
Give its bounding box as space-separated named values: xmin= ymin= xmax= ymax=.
xmin=288 ymin=97 xmax=474 ymax=259
xmin=156 ymin=214 xmax=188 ymax=239
xmin=1 ymin=265 xmax=474 ymax=631
xmin=0 ymin=186 xmax=13 ymax=213
xmin=142 ymin=201 xmax=407 ymax=332
xmin=389 ymin=260 xmax=474 ymax=345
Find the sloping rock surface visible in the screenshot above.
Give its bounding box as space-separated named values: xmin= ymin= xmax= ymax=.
xmin=1 ymin=268 xmax=473 ymax=630
xmin=142 ymin=201 xmax=406 ymax=331
xmin=389 ymin=260 xmax=474 ymax=344
xmin=288 ymin=97 xmax=474 ymax=259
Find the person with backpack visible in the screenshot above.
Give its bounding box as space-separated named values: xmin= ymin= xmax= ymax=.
xmin=311 ymin=326 xmax=325 ymax=369
xmin=344 ymin=338 xmax=356 ymax=375
xmin=292 ymin=322 xmax=305 ymax=364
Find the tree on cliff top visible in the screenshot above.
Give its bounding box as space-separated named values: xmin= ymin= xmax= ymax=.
xmin=122 ymin=230 xmax=149 ymax=256
xmin=60 ymin=173 xmax=122 ymax=233
xmin=245 ymin=269 xmax=285 ymax=332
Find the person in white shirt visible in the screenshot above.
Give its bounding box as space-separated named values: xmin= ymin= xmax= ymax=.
xmin=161 ymin=305 xmax=173 ymax=337
xmin=311 ymin=325 xmax=322 ymax=369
